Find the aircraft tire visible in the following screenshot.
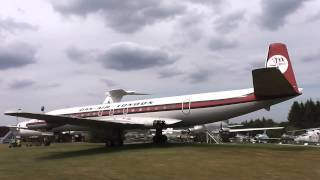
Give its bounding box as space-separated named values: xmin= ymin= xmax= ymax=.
xmin=153 ymin=135 xmax=167 ymax=144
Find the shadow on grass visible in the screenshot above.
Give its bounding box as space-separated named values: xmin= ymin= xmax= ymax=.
xmin=38 ymin=143 xmax=316 ymax=160
xmin=38 ymin=143 xmax=193 ymax=160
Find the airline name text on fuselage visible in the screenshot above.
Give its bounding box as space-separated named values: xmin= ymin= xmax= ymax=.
xmin=79 ymin=101 xmax=154 ymax=112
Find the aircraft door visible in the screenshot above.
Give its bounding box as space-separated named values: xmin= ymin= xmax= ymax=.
xmin=109 ymin=108 xmax=115 ymax=120
xmin=97 ymin=109 xmax=104 ymax=117
xmin=182 ymin=99 xmax=191 ymax=115
xmin=123 ymin=107 xmax=129 ymax=118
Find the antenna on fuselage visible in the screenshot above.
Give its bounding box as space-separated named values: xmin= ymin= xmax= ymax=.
xmin=102 ymin=89 xmax=149 ymax=104
xmin=41 ymin=106 xmax=45 ymax=113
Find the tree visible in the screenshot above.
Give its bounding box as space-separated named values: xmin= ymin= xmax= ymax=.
xmin=288 ymin=101 xmax=302 ymax=128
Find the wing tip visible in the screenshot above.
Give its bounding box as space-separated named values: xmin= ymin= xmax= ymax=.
xmin=4 ymin=111 xmax=21 ymax=116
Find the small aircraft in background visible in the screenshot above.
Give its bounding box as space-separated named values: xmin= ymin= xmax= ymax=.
xmin=292 ymin=128 xmax=320 ymax=145
xmin=6 ymin=121 xmax=53 ymax=146
xmin=188 ymin=121 xmax=283 ymax=143
xmin=4 ymin=43 xmax=302 ymax=147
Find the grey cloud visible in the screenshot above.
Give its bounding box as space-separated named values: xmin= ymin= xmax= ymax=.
xmin=158 ymin=68 xmax=183 ymax=78
xmin=187 ymin=0 xmax=223 ymax=8
xmin=38 ymin=83 xmax=60 ymax=89
xmin=208 ymin=37 xmax=238 ymax=51
xmin=250 ymin=61 xmax=263 ymax=69
xmin=307 ymin=11 xmax=320 ymax=23
xmin=187 ymin=69 xmax=211 ymax=83
xmin=214 ymin=11 xmax=245 ymax=34
xmin=0 ymin=17 xmax=37 ymax=33
xmin=66 ymin=46 xmax=96 ymax=63
xmin=98 ymin=42 xmax=176 ymax=71
xmin=300 ymin=52 xmax=320 ymax=62
xmin=9 ymin=79 xmax=35 ymax=89
xmin=257 ymin=0 xmax=309 ymax=31
xmin=101 ymin=78 xmax=117 ymax=87
xmin=52 ymin=0 xmax=185 ymax=33
xmin=0 ymin=43 xmax=36 ymax=70
xmin=175 ymin=12 xmax=205 ymax=43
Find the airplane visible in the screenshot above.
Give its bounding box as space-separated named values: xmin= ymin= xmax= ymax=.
xmin=253 ymin=130 xmax=282 ymax=143
xmin=6 ymin=121 xmax=53 ymax=146
xmin=292 ymin=128 xmax=320 ymax=145
xmin=188 ymin=121 xmax=284 ymax=143
xmin=188 ymin=121 xmax=283 ymax=134
xmin=4 ymin=43 xmax=302 ymax=147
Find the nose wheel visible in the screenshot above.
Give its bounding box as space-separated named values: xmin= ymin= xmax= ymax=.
xmin=152 ymin=120 xmax=168 ymax=144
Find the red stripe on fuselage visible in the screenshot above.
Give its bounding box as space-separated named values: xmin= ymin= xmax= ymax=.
xmin=62 ymin=93 xmax=257 ymax=118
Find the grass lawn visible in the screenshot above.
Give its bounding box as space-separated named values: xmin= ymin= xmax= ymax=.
xmin=0 ymin=143 xmax=319 ymax=180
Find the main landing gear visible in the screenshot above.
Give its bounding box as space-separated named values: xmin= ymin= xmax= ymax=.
xmin=105 ymin=128 xmax=124 ymax=148
xmin=152 ymin=120 xmax=168 ymax=144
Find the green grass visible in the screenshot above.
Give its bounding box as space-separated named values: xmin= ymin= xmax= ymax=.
xmin=0 ymin=143 xmax=319 ymax=180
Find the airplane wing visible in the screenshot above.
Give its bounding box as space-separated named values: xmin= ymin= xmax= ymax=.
xmin=227 ymin=124 xmax=244 ymax=128
xmin=287 ymin=127 xmax=320 ymax=133
xmin=229 ymin=127 xmax=284 ymax=133
xmin=4 ymin=111 xmax=181 ymax=129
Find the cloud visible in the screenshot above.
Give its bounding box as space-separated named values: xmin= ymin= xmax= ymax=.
xmin=100 ymin=78 xmax=118 ymax=87
xmin=257 ymin=0 xmax=310 ymax=31
xmin=51 ymin=0 xmax=185 ymax=33
xmin=65 ymin=46 xmax=96 ymax=63
xmin=0 ymin=43 xmax=37 ymax=70
xmin=158 ymin=68 xmax=183 ymax=78
xmin=174 ymin=12 xmax=205 ymax=43
xmin=0 ymin=17 xmax=37 ymax=33
xmin=307 ymin=11 xmax=320 ymax=23
xmin=214 ymin=11 xmax=245 ymax=34
xmin=300 ymin=51 xmax=320 ymax=62
xmin=8 ymin=79 xmax=35 ymax=89
xmin=187 ymin=69 xmax=211 ymax=83
xmin=37 ymin=83 xmax=60 ymax=89
xmin=208 ymin=37 xmax=238 ymax=51
xmin=98 ymin=42 xmax=177 ymax=71
xmin=187 ymin=0 xmax=223 ymax=11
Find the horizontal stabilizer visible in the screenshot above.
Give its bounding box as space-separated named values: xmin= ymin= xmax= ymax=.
xmin=252 ymin=68 xmax=299 ymax=98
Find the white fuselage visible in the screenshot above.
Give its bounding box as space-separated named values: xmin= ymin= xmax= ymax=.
xmin=24 ymin=88 xmax=295 ymax=131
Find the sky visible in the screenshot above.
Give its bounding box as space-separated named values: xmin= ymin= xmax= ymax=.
xmin=0 ymin=0 xmax=319 ymax=126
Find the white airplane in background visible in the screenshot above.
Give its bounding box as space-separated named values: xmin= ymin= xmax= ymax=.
xmin=4 ymin=43 xmax=302 ymax=147
xmin=292 ymin=128 xmax=320 ymax=145
xmin=189 ymin=121 xmax=283 ymax=134
xmin=9 ymin=121 xmax=53 ymax=138
xmin=189 ymin=121 xmax=283 ymax=142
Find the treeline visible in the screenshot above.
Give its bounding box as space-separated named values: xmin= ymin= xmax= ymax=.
xmin=288 ymin=100 xmax=320 ymax=129
xmin=240 ymin=117 xmax=285 ymax=137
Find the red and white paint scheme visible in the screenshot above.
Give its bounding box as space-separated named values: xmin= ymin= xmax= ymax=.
xmin=5 ymin=43 xmax=302 ymax=146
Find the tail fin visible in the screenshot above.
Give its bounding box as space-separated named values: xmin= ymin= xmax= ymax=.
xmin=252 ymin=43 xmax=301 ymax=98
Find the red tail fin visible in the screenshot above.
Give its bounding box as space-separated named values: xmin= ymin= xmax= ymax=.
xmin=252 ymin=43 xmax=301 ymax=98
xmin=266 ymin=43 xmax=299 ymax=94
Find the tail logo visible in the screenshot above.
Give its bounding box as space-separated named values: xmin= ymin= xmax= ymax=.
xmin=266 ymin=55 xmax=288 ymax=73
